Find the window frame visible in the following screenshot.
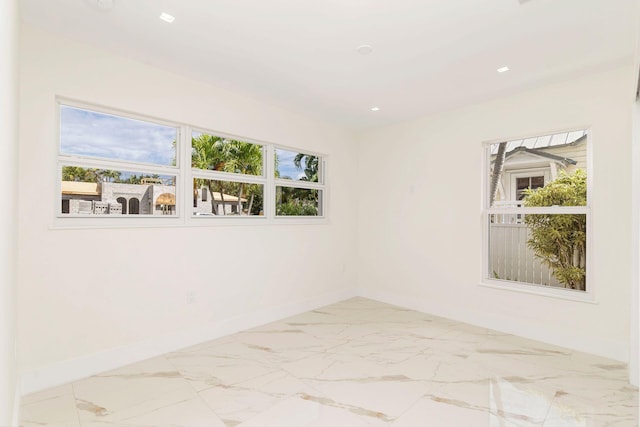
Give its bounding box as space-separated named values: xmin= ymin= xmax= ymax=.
xmin=480 ymin=127 xmax=594 ymax=303
xmin=189 ymin=128 xmax=269 ymax=220
xmin=55 ymin=98 xmax=183 ymax=227
xmin=272 ymin=145 xmax=327 ymax=220
xmin=53 ymin=98 xmax=328 ymax=228
xmin=510 ymin=170 xmax=550 ymax=202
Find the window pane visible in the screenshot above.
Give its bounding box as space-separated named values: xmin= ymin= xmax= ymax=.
xmin=489 ymin=213 xmax=586 ymax=291
xmin=489 ymin=130 xmax=587 ymax=207
xmin=192 ymin=179 xmax=263 ymax=216
xmin=191 ymin=132 xmax=263 ymax=176
xmin=275 ymin=149 xmax=320 ymax=182
xmin=515 ymin=176 xmax=545 ymax=201
xmin=60 ymin=105 xmax=177 ymax=166
xmin=61 ymin=166 xmax=176 ymax=216
xmin=275 ymin=187 xmax=322 ymax=216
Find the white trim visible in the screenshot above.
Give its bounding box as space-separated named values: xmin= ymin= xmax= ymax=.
xmin=630 ymin=32 xmax=640 ymax=384
xmin=487 ymin=206 xmax=589 ymax=215
xmin=274 ymin=179 xmax=325 ymax=191
xmin=19 ymin=288 xmax=357 ymax=396
xmin=479 ymin=279 xmax=595 ymax=303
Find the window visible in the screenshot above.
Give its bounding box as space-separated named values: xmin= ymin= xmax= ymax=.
xmin=191 ymin=131 xmax=265 ymax=218
xmin=58 ymin=102 xmax=179 ymax=218
xmin=56 ymin=100 xmax=326 ymax=224
xmin=515 ymin=175 xmax=545 ymax=201
xmin=274 ymin=149 xmax=324 ymax=217
xmin=484 ymin=129 xmax=590 ymax=297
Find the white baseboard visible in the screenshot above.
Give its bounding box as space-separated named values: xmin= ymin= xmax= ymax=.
xmin=20 ymin=288 xmax=357 ymax=396
xmin=358 ymin=288 xmax=628 ymax=363
xmin=20 ymin=286 xmax=629 ymax=397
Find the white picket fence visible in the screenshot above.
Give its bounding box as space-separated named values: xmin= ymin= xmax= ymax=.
xmin=489 ymin=222 xmax=562 ymax=287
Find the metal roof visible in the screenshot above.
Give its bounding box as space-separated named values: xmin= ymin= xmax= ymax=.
xmin=490 ymin=130 xmax=587 ymax=155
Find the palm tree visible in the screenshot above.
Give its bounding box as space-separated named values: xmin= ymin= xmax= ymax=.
xmin=99 ymin=169 xmax=121 ymax=182
xmin=489 ymin=142 xmax=507 ymax=206
xmin=62 ymin=166 xmax=101 ymax=183
xmin=192 ymin=134 xmax=229 ymax=214
xmin=293 ymin=153 xmax=319 ymax=182
xmin=224 ymin=141 xmax=263 ymax=214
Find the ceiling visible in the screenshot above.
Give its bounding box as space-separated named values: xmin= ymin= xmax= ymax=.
xmin=20 ymin=0 xmax=639 ymax=130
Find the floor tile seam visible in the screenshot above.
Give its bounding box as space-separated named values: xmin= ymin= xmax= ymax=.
xmin=72 ymin=380 xmax=197 ymax=425
xmin=192 ymin=385 xmax=235 ymax=426
xmin=19 ymin=390 xmax=75 ymax=409
xmin=194 ymin=365 xmax=285 ymax=396
xmin=382 ymin=391 xmax=433 ymax=425
xmin=540 ymin=394 xmax=561 ymax=426
xmin=162 ymin=352 xmax=229 ymax=395
xmin=114 ymin=395 xmax=197 ymax=425
xmin=85 ymin=354 xmax=216 ymax=421
xmin=70 ymin=381 xmax=82 ymax=427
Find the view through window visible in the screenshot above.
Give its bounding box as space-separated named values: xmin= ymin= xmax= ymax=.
xmin=59 ymin=104 xmax=178 ymax=216
xmin=486 ymin=129 xmax=589 ymax=292
xmin=57 ymin=101 xmax=326 ymax=221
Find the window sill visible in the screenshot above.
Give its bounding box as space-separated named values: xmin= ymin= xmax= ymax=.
xmin=51 ymin=215 xmax=328 ymax=230
xmin=479 ymin=279 xmax=596 ymax=304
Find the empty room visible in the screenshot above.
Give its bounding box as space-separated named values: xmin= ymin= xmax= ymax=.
xmin=1 ymin=0 xmax=640 ymax=425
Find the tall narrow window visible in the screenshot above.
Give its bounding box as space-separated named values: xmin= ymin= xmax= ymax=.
xmin=484 ymin=129 xmax=590 ymax=295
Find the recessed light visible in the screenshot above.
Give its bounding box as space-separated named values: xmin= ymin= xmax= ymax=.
xmin=370 ymin=107 xmax=380 ymax=112
xmin=357 ymin=45 xmax=373 ymax=55
xmin=497 ymin=66 xmax=510 ymax=73
xmin=160 ymin=12 xmax=175 ymax=23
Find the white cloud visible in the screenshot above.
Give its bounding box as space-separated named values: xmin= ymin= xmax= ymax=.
xmin=60 ymin=106 xmax=176 ymax=166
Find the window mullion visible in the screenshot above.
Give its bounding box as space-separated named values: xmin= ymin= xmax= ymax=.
xmin=266 ymin=144 xmax=275 ymax=219
xmin=181 ymin=125 xmax=192 ymax=222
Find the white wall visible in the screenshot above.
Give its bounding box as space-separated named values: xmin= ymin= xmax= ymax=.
xmin=357 ymin=65 xmax=635 ymax=362
xmin=631 ymin=98 xmax=639 ymax=386
xmin=1 ymin=0 xmax=19 ymax=423
xmin=18 ymin=26 xmax=358 ymax=392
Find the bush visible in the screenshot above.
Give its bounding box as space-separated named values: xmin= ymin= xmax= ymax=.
xmin=523 ymin=169 xmax=586 ymax=290
xmin=276 ymin=199 xmax=317 ymax=216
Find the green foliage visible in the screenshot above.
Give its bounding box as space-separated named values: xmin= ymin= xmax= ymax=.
xmin=293 ymin=153 xmax=319 ymax=182
xmin=276 ymin=186 xmax=318 ymax=216
xmin=62 ymin=166 xmax=121 ymax=183
xmin=191 ymin=135 xmax=264 ymax=215
xmin=277 ymin=199 xmax=318 ymax=216
xmin=523 ymin=169 xmax=587 ymax=290
xmin=120 ymin=174 xmax=161 ymax=184
xmin=61 ymin=166 xmax=165 ymax=184
xmin=273 ymin=154 xmax=320 ymax=215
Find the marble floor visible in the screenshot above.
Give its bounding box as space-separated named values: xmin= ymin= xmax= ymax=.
xmin=20 ymin=297 xmax=638 ymax=426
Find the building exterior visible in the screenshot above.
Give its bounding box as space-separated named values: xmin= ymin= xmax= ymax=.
xmin=490 ymin=131 xmax=587 ymax=206
xmin=61 ymin=181 xmax=246 ymax=216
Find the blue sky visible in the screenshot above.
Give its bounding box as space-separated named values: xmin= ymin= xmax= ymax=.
xmin=60 ymin=106 xmax=176 ymax=166
xmin=60 ymin=106 xmax=309 ymax=180
xmin=276 ymin=149 xmax=306 ymax=180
